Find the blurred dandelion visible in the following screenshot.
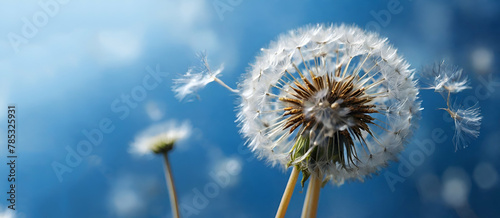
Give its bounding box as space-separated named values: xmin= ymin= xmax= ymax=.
xmin=130 ymin=120 xmax=191 ymax=155
xmin=237 ymin=24 xmax=421 ymax=217
xmin=130 ymin=120 xmax=192 ymax=218
xmin=172 ymin=51 xmax=237 ymax=101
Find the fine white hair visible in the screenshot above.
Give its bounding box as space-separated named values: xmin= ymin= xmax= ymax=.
xmin=173 ymin=52 xmax=224 ymax=101
xmin=237 ymin=24 xmax=421 ymax=183
xmin=423 ymin=61 xmax=471 ymax=93
xmin=449 ymin=103 xmax=482 ymax=150
xmin=422 ymin=60 xmax=482 ymax=151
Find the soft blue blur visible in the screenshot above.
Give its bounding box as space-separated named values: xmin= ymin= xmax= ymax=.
xmin=0 ymin=0 xmax=499 ymax=217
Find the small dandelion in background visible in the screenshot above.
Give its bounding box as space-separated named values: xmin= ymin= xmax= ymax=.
xmin=172 ymin=51 xmax=237 ymax=101
xmin=422 ymin=61 xmax=482 ymax=150
xmin=130 ymin=120 xmax=191 ymax=155
xmin=130 ymin=120 xmax=192 ymax=218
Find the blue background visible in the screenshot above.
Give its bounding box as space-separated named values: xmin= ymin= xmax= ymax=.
xmin=0 ymin=0 xmax=499 ymax=217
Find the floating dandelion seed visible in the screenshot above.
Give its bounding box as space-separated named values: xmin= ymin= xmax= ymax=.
xmin=422 ymin=60 xmax=482 ymax=151
xmin=130 ymin=120 xmax=191 ymax=155
xmin=423 ymin=61 xmax=471 ymax=93
xmin=444 ymin=104 xmax=482 ymax=150
xmin=238 ymin=24 xmax=421 ymax=184
xmin=172 ymin=52 xmax=236 ymax=101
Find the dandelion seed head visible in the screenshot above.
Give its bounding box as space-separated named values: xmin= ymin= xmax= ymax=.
xmin=423 ymin=61 xmax=471 ymax=93
xmin=130 ymin=120 xmax=191 ymax=155
xmin=173 ymin=52 xmax=224 ymax=101
xmin=237 ymin=24 xmax=421 ymax=184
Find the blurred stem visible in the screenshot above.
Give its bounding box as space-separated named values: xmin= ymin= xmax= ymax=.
xmin=301 ymin=174 xmax=322 ymax=218
xmin=276 ymin=167 xmax=300 ymax=218
xmin=163 ymin=152 xmax=180 ymax=218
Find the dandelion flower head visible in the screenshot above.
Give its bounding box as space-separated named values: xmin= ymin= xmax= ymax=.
xmin=238 ymin=24 xmax=421 ymax=184
xmin=130 ymin=120 xmax=192 ymax=155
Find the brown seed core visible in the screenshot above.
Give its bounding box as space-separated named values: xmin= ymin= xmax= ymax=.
xmin=280 ymin=67 xmax=379 ymax=167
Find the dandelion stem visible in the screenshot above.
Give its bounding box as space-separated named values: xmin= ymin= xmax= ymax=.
xmin=276 ymin=167 xmax=300 ymax=218
xmin=446 ymin=91 xmax=451 ymax=109
xmin=162 ymin=152 xmax=180 ymax=218
xmin=301 ymin=175 xmax=314 ymax=218
xmin=308 ymin=175 xmax=322 ymax=218
xmin=301 ymin=173 xmax=322 ymax=218
xmin=213 ymin=77 xmax=239 ymax=93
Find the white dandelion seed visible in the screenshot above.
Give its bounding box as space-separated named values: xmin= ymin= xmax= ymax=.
xmin=130 ymin=120 xmax=192 ymax=155
xmin=173 ymin=52 xmax=236 ymax=101
xmin=445 ymin=103 xmax=482 ymax=150
xmin=237 ymin=24 xmax=421 ymax=184
xmin=421 ymin=60 xmax=482 ymax=151
xmin=423 ymin=61 xmax=471 ymax=93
